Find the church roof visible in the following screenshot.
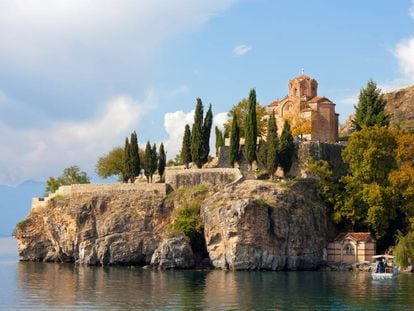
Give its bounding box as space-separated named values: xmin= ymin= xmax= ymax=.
xmin=291 ymin=74 xmax=315 ymax=81
xmin=268 ymin=96 xmax=288 ymax=107
xmin=334 ymin=232 xmax=375 ymax=243
xmin=307 ymin=96 xmax=332 ymax=103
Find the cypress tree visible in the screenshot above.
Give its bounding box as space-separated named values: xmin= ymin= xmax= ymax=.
xmin=266 ymin=112 xmax=279 ymax=179
xmin=257 ymin=138 xmax=267 ymax=169
xmin=129 ymin=131 xmax=140 ymax=182
xmin=143 ymin=141 xmax=152 ymax=183
xmin=191 ymin=98 xmax=204 ymax=168
xmin=353 ymin=80 xmax=389 ymax=131
xmin=158 ymin=143 xmax=166 ymax=182
xmin=151 ymin=143 xmax=158 ymax=182
xmin=215 ymin=126 xmax=224 ymax=157
xmin=279 ymin=120 xmax=295 ymax=176
xmin=123 ymin=137 xmax=131 ymax=183
xmin=181 ymin=124 xmax=192 ymax=169
xmin=244 ymin=89 xmax=258 ymax=170
xmin=202 ymin=104 xmax=213 ymax=164
xmin=229 ymin=115 xmax=240 ymax=168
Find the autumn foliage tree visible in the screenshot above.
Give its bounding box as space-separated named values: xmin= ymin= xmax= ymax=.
xmin=223 ymin=98 xmax=266 ymax=138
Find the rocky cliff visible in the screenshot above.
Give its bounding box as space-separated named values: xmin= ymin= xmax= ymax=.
xmin=16 ymin=184 xmax=172 ymax=265
xmin=383 ymin=85 xmax=414 ymax=131
xmin=202 ymin=180 xmax=328 ymax=270
xmin=340 ymin=85 xmax=414 ymax=136
xmin=16 ymin=178 xmax=329 ymax=270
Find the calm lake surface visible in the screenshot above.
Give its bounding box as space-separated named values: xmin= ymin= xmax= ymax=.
xmin=1 ymin=238 xmax=413 ymax=310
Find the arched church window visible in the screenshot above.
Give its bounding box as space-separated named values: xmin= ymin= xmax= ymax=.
xmin=294 ymin=88 xmax=297 ymax=96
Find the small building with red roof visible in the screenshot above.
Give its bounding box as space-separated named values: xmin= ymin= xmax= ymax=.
xmin=327 ymin=232 xmax=376 ymax=264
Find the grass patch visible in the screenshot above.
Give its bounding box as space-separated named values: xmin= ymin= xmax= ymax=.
xmin=255 ymin=197 xmax=278 ymax=208
xmin=168 ymin=184 xmax=211 ymax=254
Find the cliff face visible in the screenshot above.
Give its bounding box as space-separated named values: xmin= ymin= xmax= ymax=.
xmin=202 ymin=180 xmax=328 ymax=270
xmin=383 ymin=85 xmax=414 ymax=131
xmin=16 ymin=184 xmax=172 ymax=265
xmin=16 ymin=178 xmax=329 ymax=270
xmin=340 ymin=85 xmax=414 ymax=135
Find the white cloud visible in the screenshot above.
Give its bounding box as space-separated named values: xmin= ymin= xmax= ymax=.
xmin=395 ymin=38 xmax=414 ymax=81
xmin=214 ymin=112 xmax=229 ymax=131
xmin=0 ymin=92 xmax=155 ymax=185
xmin=234 ymin=44 xmax=253 ymax=57
xmin=170 ymin=84 xmax=190 ymax=96
xmin=163 ymin=110 xmax=195 ymax=159
xmin=387 ymin=1 xmax=414 ymax=90
xmin=338 ymin=94 xmax=358 ymax=106
xmin=0 ymin=1 xmax=236 ymax=73
xmin=163 ymin=110 xmax=228 ymax=159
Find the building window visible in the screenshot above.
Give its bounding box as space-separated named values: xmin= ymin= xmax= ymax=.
xmin=294 ymin=88 xmax=297 ymax=96
xmin=344 ymin=244 xmax=354 ymax=255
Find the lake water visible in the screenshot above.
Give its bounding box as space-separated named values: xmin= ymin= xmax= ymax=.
xmin=1 ymin=238 xmax=413 ymax=310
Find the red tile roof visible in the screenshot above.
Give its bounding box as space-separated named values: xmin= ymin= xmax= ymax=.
xmin=307 ymin=96 xmax=332 ymax=103
xmin=334 ymin=232 xmax=375 ymax=242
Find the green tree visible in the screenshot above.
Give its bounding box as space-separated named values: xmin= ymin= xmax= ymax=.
xmin=174 ymin=152 xmax=183 ymax=166
xmin=342 ymin=126 xmax=397 ymax=185
xmin=143 ymin=141 xmax=152 ymax=183
xmin=394 ymin=232 xmax=414 ymax=268
xmin=96 ymin=147 xmax=125 ymax=181
xmin=224 ymin=98 xmax=266 ymax=138
xmin=191 ymin=98 xmax=204 ymax=168
xmin=45 ymin=165 xmax=90 ymax=195
xmin=266 ymin=112 xmax=279 ymax=178
xmin=229 ymin=115 xmax=240 ymax=168
xmin=181 ymin=124 xmax=192 ymax=169
xmin=129 ymin=131 xmax=140 ymax=182
xmin=340 ymin=126 xmax=398 ymax=238
xmin=279 ymin=120 xmax=295 ymax=175
xmin=215 ymin=126 xmax=224 ymax=157
xmin=244 ymin=89 xmax=258 ymax=170
xmin=257 ymin=139 xmax=267 ymax=168
xmin=123 ymin=137 xmax=132 ymax=183
xmin=150 ymin=143 xmax=158 ymax=182
xmin=202 ymin=104 xmax=213 ymax=164
xmin=158 ymin=143 xmax=166 ymax=182
xmin=353 ymin=80 xmax=389 ymax=131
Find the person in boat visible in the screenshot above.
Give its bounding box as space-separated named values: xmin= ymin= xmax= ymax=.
xmin=376 ymin=259 xmax=385 ymax=273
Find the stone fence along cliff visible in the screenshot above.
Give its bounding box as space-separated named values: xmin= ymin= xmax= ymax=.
xmin=165 ymin=168 xmax=242 ymax=190
xmin=31 ymin=183 xmax=168 ymax=210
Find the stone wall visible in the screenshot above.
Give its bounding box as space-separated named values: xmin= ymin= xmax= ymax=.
xmin=286 ymin=141 xmax=345 ymax=178
xmin=165 ymin=168 xmax=242 ymax=190
xmin=31 ymin=183 xmax=168 ymax=211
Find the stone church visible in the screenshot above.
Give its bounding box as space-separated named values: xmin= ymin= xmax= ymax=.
xmin=268 ymin=73 xmax=339 ymax=142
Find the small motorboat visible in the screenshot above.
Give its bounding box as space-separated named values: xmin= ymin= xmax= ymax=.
xmin=371 ymin=254 xmax=399 ymax=279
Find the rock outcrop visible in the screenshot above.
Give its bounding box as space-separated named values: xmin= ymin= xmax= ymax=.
xmin=150 ymin=235 xmax=195 ymax=269
xmin=16 ymin=177 xmax=330 ymax=271
xmin=384 ymin=85 xmax=414 ymax=132
xmin=202 ymin=180 xmax=328 ymax=270
xmin=16 ymin=184 xmax=172 ymax=265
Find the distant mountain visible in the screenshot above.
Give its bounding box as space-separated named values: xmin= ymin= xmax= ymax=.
xmin=383 ymin=85 xmax=414 ymax=132
xmin=339 ymin=85 xmax=414 ymax=137
xmin=0 ymin=180 xmax=44 ymax=237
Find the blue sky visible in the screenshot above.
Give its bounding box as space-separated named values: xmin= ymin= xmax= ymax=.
xmin=0 ymin=0 xmax=413 ymax=185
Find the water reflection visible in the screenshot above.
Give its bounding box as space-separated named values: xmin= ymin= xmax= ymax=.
xmin=13 ymin=263 xmax=414 ymax=310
